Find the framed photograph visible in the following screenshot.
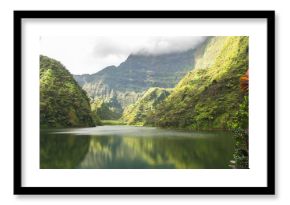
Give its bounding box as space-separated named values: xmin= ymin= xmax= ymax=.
xmin=14 ymin=10 xmax=275 ymax=195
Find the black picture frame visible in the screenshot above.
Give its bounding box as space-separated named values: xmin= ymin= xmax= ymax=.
xmin=14 ymin=10 xmax=275 ymax=195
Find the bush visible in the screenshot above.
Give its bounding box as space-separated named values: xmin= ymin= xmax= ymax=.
xmin=228 ymin=96 xmax=249 ymax=168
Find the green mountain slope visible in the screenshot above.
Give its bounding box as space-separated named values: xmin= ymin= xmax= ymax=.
xmin=40 ymin=55 xmax=97 ymax=128
xmin=91 ymin=96 xmax=123 ymax=120
xmin=74 ymin=48 xmax=198 ymax=109
xmin=122 ymin=87 xmax=172 ymax=125
xmin=151 ymin=36 xmax=249 ymax=129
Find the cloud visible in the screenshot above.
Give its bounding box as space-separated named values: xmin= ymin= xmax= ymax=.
xmin=135 ymin=36 xmax=207 ymax=55
xmin=41 ymin=36 xmax=207 ymax=75
xmin=92 ymin=36 xmax=207 ymax=57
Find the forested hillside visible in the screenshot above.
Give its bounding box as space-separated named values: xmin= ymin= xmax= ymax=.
xmin=122 ymin=87 xmax=172 ymax=125
xmin=40 ymin=36 xmax=248 ymax=130
xmin=91 ymin=96 xmax=123 ymax=120
xmin=40 ymin=36 xmax=249 ymax=169
xmin=40 ymin=55 xmax=98 ymax=128
xmin=144 ymin=36 xmax=249 ymax=129
xmin=74 ymin=48 xmax=197 ymax=110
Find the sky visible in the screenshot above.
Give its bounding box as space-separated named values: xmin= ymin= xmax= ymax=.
xmin=40 ymin=36 xmax=206 ymax=75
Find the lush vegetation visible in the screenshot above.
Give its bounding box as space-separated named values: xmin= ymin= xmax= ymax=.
xmin=122 ymin=87 xmax=172 ymax=125
xmin=74 ymin=49 xmax=197 ymax=112
xmin=91 ymin=96 xmax=122 ymax=120
xmin=101 ymin=120 xmax=126 ymax=125
xmin=40 ymin=36 xmax=249 ymax=169
xmin=228 ymin=70 xmax=249 ymax=168
xmin=40 ymin=55 xmax=99 ymax=128
xmin=145 ymin=37 xmax=249 ymax=130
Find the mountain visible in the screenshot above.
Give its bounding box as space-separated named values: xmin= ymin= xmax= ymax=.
xmin=91 ymin=96 xmax=123 ymax=120
xmin=74 ymin=48 xmax=198 ymax=109
xmin=40 ymin=55 xmax=98 ymax=128
xmin=148 ymin=36 xmax=249 ymax=129
xmin=122 ymin=87 xmax=172 ymax=125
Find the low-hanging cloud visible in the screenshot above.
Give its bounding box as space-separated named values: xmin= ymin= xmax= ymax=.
xmin=40 ymin=36 xmax=208 ymax=75
xmin=134 ymin=36 xmax=207 ymax=55
xmin=93 ymin=36 xmax=207 ymax=58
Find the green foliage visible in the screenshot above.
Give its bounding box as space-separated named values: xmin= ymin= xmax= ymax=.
xmin=122 ymin=87 xmax=172 ymax=125
xmin=91 ymin=96 xmax=122 ymax=120
xmin=228 ymin=96 xmax=249 ymax=168
xmin=40 ymin=55 xmax=96 ymax=128
xmin=74 ymin=49 xmax=197 ymax=109
xmin=231 ymin=128 xmax=249 ymax=168
xmin=101 ymin=120 xmax=126 ymax=125
xmin=91 ymin=110 xmax=102 ymax=126
xmin=151 ymin=36 xmax=249 ymax=130
xmin=228 ymin=96 xmax=249 ymax=129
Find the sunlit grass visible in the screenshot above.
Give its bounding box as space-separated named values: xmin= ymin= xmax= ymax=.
xmin=101 ymin=120 xmax=126 ymax=125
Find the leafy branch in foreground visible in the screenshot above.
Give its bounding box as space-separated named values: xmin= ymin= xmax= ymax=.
xmin=228 ymin=69 xmax=249 ymax=169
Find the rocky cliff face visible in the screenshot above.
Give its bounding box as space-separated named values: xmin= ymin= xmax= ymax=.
xmin=74 ymin=48 xmax=197 ymax=108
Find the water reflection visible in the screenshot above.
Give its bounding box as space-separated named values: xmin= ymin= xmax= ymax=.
xmin=40 ymin=130 xmax=90 ymax=169
xmin=40 ymin=126 xmax=234 ymax=169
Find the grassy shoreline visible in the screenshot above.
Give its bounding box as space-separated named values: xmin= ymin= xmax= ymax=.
xmin=101 ymin=120 xmax=126 ymax=125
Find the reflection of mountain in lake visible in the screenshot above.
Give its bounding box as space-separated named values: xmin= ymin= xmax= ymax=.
xmin=75 ymin=127 xmax=234 ymax=169
xmin=40 ymin=126 xmax=234 ymax=169
xmin=40 ymin=130 xmax=90 ymax=169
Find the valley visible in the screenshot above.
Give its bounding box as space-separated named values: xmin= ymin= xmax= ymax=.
xmin=40 ymin=36 xmax=249 ymax=169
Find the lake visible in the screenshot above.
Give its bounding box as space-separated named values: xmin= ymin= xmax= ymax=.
xmin=40 ymin=125 xmax=234 ymax=169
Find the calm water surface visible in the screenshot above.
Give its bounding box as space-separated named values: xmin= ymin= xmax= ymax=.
xmin=40 ymin=126 xmax=234 ymax=169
